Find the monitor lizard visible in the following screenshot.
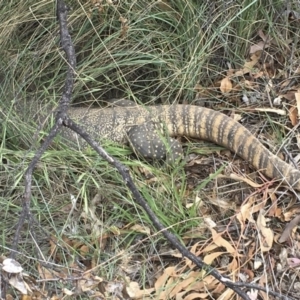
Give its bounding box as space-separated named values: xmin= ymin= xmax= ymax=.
xmin=15 ymin=100 xmax=300 ymax=191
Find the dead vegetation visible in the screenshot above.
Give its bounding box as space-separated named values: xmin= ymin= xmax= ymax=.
xmin=2 ymin=0 xmax=300 ymax=299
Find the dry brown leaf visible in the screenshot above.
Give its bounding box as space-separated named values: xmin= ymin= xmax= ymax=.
xmin=281 ymin=205 xmax=300 ymax=221
xmin=252 ymin=71 xmax=264 ymax=79
xmin=278 ymin=215 xmax=300 ymax=243
xmin=159 ymin=277 xmax=175 ymax=300
xmin=210 ymin=229 xmax=237 ymax=256
xmin=38 ymin=264 xmax=66 ymax=280
xmin=249 ymin=32 xmax=271 ymax=54
xmin=210 ymin=281 xmax=226 ymax=295
xmin=228 ymin=258 xmax=238 ymax=273
xmin=281 ymin=92 xmax=296 ymax=101
xmin=154 ymin=266 xmax=176 ymax=292
xmin=190 ymin=275 xmax=219 ymax=291
xmin=287 ymin=257 xmax=300 ymax=268
xmin=167 ymin=249 xmax=183 ymax=258
xmin=220 ymin=77 xmax=232 ymax=93
xmin=78 ymin=274 xmax=103 ymax=293
xmin=175 ymin=292 xmax=185 ymax=300
xmin=205 ymin=194 xmax=233 ymax=210
xmin=275 ymin=207 xmax=282 ymax=217
xmin=243 ymin=268 xmax=255 ymax=281
xmin=236 ymin=197 xmax=269 ymax=237
xmin=79 ymin=244 xmax=89 ymax=256
xmin=243 ymin=56 xmax=259 ymax=72
xmin=267 ymin=190 xmax=278 ymax=217
xmin=154 ymin=267 xmax=221 ymax=299
xmin=182 ymin=226 xmax=207 ymax=240
xmin=258 ymin=29 xmax=268 ymax=41
xmin=184 ymin=241 xmax=203 ymax=268
xmin=203 ymin=252 xmax=225 ymax=265
xmin=289 ymin=106 xmax=298 ymax=126
xmin=236 ymin=197 xmax=256 ymax=233
xmin=201 ymin=243 xmax=219 ymax=255
xmin=169 ymin=272 xmax=199 ymax=298
xmin=249 ymin=41 xmax=268 ymax=54
xmin=235 ymin=53 xmax=260 ymax=76
xmin=126 ymin=281 xmax=154 ymax=299
xmin=217 ymin=287 xmax=235 ymax=300
xmin=184 ymin=293 xmax=209 ymax=300
xmin=256 ymin=210 xmax=274 ymax=252
xmin=229 ymin=113 xmax=241 ymax=123
xmin=130 ymin=224 xmax=151 ymax=235
xmin=8 ymin=274 xmax=29 ymax=295
xmin=190 ymin=242 xmax=201 ymax=255
xmin=63 ymin=288 xmax=74 ymax=296
xmin=203 ymin=217 xmax=217 ymax=228
xmin=280 ymin=79 xmax=293 ymax=89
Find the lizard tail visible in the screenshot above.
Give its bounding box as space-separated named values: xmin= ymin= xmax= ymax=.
xmin=163 ymin=105 xmax=300 ymax=191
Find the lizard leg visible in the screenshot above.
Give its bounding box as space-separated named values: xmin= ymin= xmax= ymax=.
xmin=127 ymin=124 xmax=183 ymax=163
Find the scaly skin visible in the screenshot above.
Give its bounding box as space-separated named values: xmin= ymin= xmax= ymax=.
xmin=59 ymin=104 xmax=300 ymax=191
xmin=13 ymin=102 xmax=300 ymax=190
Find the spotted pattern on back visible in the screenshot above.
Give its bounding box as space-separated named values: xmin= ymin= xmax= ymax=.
xmin=127 ymin=123 xmax=183 ymax=162
xmin=27 ymin=102 xmax=300 ymax=190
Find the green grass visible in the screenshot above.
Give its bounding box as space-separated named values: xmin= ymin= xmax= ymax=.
xmin=0 ymin=0 xmax=298 ymax=298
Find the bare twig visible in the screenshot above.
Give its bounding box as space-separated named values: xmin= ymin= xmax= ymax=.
xmin=11 ymin=0 xmax=76 ymax=256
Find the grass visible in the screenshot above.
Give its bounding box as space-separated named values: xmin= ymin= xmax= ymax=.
xmin=1 ymin=0 xmax=299 ymax=298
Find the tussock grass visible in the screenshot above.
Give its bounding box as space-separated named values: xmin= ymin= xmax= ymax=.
xmin=0 ymin=0 xmax=297 ymax=296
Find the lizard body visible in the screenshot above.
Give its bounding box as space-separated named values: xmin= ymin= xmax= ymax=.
xmin=58 ymin=104 xmax=300 ymax=191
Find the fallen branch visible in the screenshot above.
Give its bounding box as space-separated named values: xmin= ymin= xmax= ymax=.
xmin=11 ymin=0 xmax=76 ymax=256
